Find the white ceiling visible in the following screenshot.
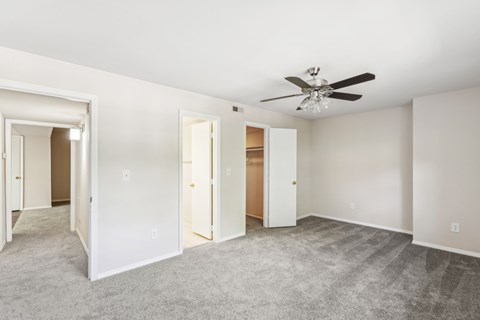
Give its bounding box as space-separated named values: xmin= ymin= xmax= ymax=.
xmin=0 ymin=89 xmax=87 ymax=125
xmin=1 ymin=0 xmax=479 ymax=119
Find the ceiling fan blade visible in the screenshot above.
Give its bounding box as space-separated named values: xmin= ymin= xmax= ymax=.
xmin=260 ymin=93 xmax=305 ymax=102
xmin=329 ymin=92 xmax=363 ymax=101
xmin=329 ymin=73 xmax=375 ymax=90
xmin=285 ymin=77 xmax=312 ymax=89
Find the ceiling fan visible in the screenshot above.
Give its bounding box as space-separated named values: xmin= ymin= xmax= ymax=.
xmin=260 ymin=67 xmax=375 ymax=113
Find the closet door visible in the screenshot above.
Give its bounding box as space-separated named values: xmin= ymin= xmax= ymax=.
xmin=268 ymin=128 xmax=297 ymax=228
xmin=191 ymin=122 xmax=212 ymax=239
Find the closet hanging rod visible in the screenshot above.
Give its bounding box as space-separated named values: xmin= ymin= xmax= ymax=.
xmin=246 ymin=147 xmax=264 ymax=152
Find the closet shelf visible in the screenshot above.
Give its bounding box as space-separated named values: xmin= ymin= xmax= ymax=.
xmin=246 ymin=147 xmax=264 ymax=152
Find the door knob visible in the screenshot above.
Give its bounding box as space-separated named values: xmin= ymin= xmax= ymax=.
xmin=190 ymin=183 xmax=195 ymax=188
xmin=292 ymin=181 xmax=297 ymax=185
xmin=15 ymin=176 xmax=21 ymax=180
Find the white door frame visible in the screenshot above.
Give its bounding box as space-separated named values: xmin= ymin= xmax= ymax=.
xmin=11 ymin=135 xmax=24 ymax=212
xmin=6 ymin=119 xmax=75 ymax=240
xmin=0 ymin=78 xmax=99 ymax=281
xmin=244 ymin=121 xmax=270 ymax=228
xmin=178 ymin=110 xmax=221 ymax=254
xmin=70 ymin=141 xmax=76 ymax=232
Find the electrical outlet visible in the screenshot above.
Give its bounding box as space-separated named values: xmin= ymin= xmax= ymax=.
xmin=226 ymin=168 xmax=232 ymax=176
xmin=451 ymin=223 xmax=460 ymax=233
xmin=151 ymin=228 xmax=158 ymax=239
xmin=349 ymin=201 xmax=356 ymax=209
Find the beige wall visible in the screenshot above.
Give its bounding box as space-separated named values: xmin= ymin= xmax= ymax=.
xmin=311 ymin=106 xmax=413 ymax=232
xmin=246 ymin=127 xmax=264 ymax=148
xmin=413 ymin=86 xmax=480 ymax=255
xmin=0 ymin=47 xmax=312 ymax=275
xmin=24 ymin=134 xmax=52 ymax=209
xmin=246 ymin=128 xmax=264 ymax=218
xmin=51 ymin=128 xmax=70 ymax=201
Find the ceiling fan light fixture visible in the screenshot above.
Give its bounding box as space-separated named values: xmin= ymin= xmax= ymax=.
xmin=260 ymin=67 xmax=375 ymax=114
xmin=298 ymin=92 xmax=330 ymax=114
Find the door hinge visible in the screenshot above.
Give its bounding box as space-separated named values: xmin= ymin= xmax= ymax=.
xmin=2 ymin=153 xmax=6 ymax=160
xmin=211 ymin=179 xmax=214 ymax=185
xmin=210 ymin=132 xmax=214 ymax=139
xmin=211 ymin=225 xmax=214 ymax=232
xmin=90 ymin=197 xmax=92 ymax=203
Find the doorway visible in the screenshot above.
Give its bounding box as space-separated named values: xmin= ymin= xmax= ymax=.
xmin=244 ymin=122 xmax=298 ymax=231
xmin=179 ymin=112 xmax=220 ymax=251
xmin=245 ymin=126 xmax=266 ymax=232
xmin=0 ymin=81 xmax=98 ymax=280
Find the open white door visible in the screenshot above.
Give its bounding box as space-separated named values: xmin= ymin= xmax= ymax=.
xmin=268 ymin=128 xmax=297 ymax=228
xmin=11 ymin=135 xmax=23 ymax=212
xmin=191 ymin=122 xmax=212 ymax=239
xmin=0 ymin=112 xmax=4 ymax=249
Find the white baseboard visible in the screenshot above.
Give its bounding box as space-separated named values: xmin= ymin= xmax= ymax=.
xmin=22 ymin=205 xmax=52 ymax=211
xmin=219 ymin=232 xmax=245 ymax=242
xmin=75 ymin=228 xmax=89 ymax=256
xmin=52 ymin=199 xmax=70 ymax=203
xmin=310 ymin=213 xmax=413 ymax=235
xmin=97 ymin=251 xmax=181 ymax=280
xmin=296 ymin=213 xmax=312 ymax=220
xmin=412 ymin=240 xmax=480 ymax=258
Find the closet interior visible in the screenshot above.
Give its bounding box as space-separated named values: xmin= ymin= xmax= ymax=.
xmin=246 ymin=126 xmax=265 ymax=221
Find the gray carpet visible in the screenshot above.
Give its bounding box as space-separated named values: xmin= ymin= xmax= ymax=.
xmin=1 ymin=208 xmax=479 ymax=320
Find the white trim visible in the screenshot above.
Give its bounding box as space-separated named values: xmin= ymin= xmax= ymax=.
xmin=0 ymin=78 xmax=99 ymax=281
xmin=52 ymin=198 xmax=71 ymax=203
xmin=7 ymin=119 xmax=75 ymax=129
xmin=70 ymin=141 xmax=76 ymax=232
xmin=412 ymin=240 xmax=480 ymax=258
xmin=22 ymin=205 xmax=52 ymax=211
xmin=310 ymin=213 xmax=413 ymax=235
xmin=178 ymin=110 xmax=221 ymax=253
xmin=19 ymin=136 xmax=24 ymax=211
xmin=219 ymin=232 xmax=245 ymax=242
xmin=0 ymin=111 xmax=4 ymax=248
xmin=97 ymin=251 xmax=181 ymax=280
xmin=244 ymin=121 xmax=270 ymax=229
xmin=76 ymin=227 xmax=89 ymax=256
xmin=296 ymin=213 xmax=312 ymax=220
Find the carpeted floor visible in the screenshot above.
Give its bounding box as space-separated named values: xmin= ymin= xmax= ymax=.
xmin=1 ymin=208 xmax=479 ymax=320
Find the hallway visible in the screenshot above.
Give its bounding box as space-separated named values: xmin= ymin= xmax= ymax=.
xmin=0 ymin=205 xmax=88 ymax=318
